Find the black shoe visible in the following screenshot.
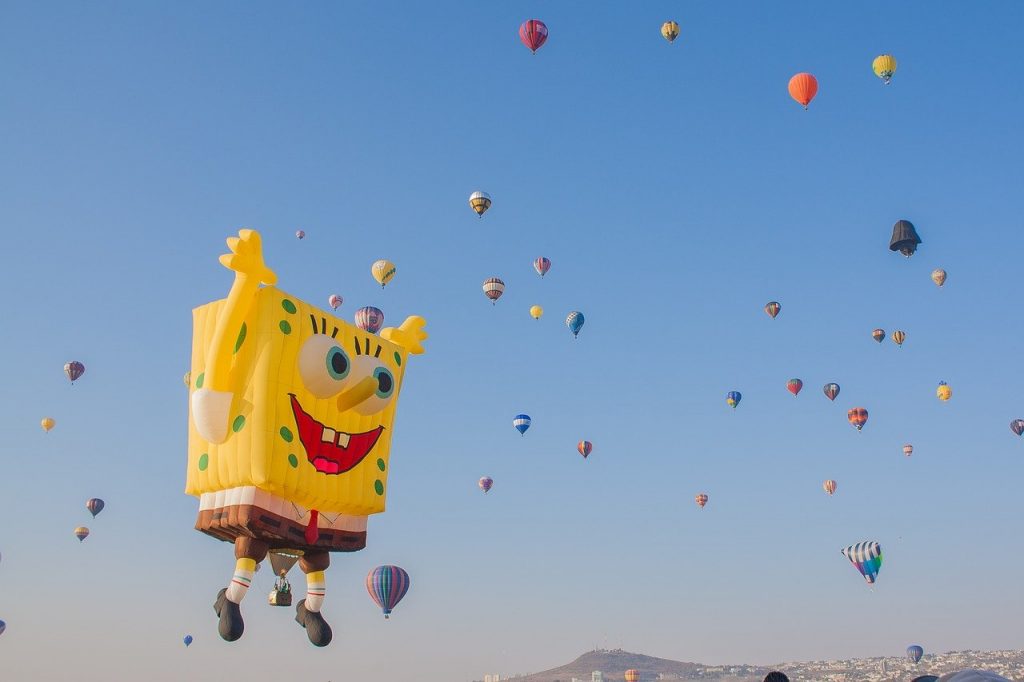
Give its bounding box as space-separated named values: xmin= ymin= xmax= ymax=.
xmin=213 ymin=587 xmax=244 ymax=642
xmin=295 ymin=598 xmax=333 ymax=647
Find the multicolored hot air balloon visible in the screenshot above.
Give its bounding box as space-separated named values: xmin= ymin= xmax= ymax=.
xmin=328 ymin=294 xmax=343 ymax=310
xmin=482 ymin=277 xmax=505 ymax=304
xmin=533 ymin=257 xmax=551 ymax=277
xmin=1011 ymin=419 xmax=1024 ymax=436
xmin=841 ymin=540 xmax=882 ymax=585
xmin=661 ymin=20 xmax=680 ymax=43
xmin=872 ymin=328 xmax=885 ymax=343
xmin=892 ymin=330 xmax=906 ymax=346
xmin=74 ymin=526 xmax=90 ymax=542
xmin=469 ymin=191 xmax=491 ymax=217
xmin=366 ymin=565 xmax=410 ymax=619
xmin=86 ymin=498 xmax=105 ymax=518
xmin=530 ymin=305 xmax=543 ymax=320
xmin=354 ymin=306 xmax=385 ymax=334
xmin=787 ymin=379 xmax=803 ymax=396
xmin=788 ymin=72 xmax=818 ymax=109
xmin=848 ymin=407 xmax=868 ymax=431
xmin=872 ymin=54 xmax=898 ymax=84
xmin=566 ymin=311 xmax=585 ymax=338
xmin=40 ymin=417 xmax=55 ymax=433
xmin=513 ymin=414 xmax=531 ymax=435
xmin=295 ymin=230 xmax=305 ymax=240
xmin=625 ymin=670 xmax=640 ymax=682
xmin=65 ymin=361 xmax=85 ymax=384
xmin=371 ymin=259 xmax=396 ymax=288
xmin=695 ymin=493 xmax=708 ymax=509
xmin=907 ymin=645 xmax=924 ymax=664
xmin=183 ymin=634 xmax=193 ymax=647
xmin=903 ymin=444 xmax=914 ymax=457
xmin=932 ymin=269 xmax=947 ymax=287
xmin=478 ymin=476 xmax=493 ymax=494
xmin=726 ymin=391 xmax=741 ymax=409
xmin=937 ymin=381 xmax=952 ymax=401
xmin=823 ymin=479 xmax=837 ymax=496
xmin=0 ymin=620 xmax=5 ymax=637
xmin=519 ymin=19 xmax=548 ymax=54
xmin=764 ymin=301 xmax=781 ymax=319
xmin=577 ymin=440 xmax=592 ymax=459
xmin=823 ymin=383 xmax=840 ymax=401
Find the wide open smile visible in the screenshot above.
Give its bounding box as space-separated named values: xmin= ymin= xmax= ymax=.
xmin=289 ymin=394 xmax=384 ymax=475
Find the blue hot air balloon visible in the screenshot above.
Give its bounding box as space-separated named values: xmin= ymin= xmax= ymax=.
xmin=86 ymin=498 xmax=105 ymax=518
xmin=0 ymin=620 xmax=5 ymax=636
xmin=513 ymin=414 xmax=532 ymax=435
xmin=726 ymin=391 xmax=742 ymax=408
xmin=566 ymin=311 xmax=585 ymax=338
xmin=907 ymin=645 xmax=924 ymax=664
xmin=183 ymin=634 xmax=193 ymax=647
xmin=366 ymin=565 xmax=410 ymax=619
xmin=841 ymin=541 xmax=883 ymax=586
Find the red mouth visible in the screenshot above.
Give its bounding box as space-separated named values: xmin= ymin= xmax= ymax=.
xmin=289 ymin=394 xmax=384 ymax=475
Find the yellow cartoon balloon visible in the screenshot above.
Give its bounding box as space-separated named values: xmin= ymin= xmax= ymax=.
xmin=40 ymin=417 xmax=55 ymax=433
xmin=872 ymin=54 xmax=897 ymax=84
xmin=371 ymin=259 xmax=396 ymax=288
xmin=187 ymin=229 xmax=426 ymax=647
xmin=530 ymin=305 xmax=543 ymax=320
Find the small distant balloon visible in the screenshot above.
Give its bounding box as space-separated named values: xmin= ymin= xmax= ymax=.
xmin=295 ymin=230 xmax=305 ymax=240
xmin=183 ymin=372 xmax=191 ymax=387
xmin=823 ymin=383 xmax=840 ymax=401
xmin=577 ymin=440 xmax=592 ymax=459
xmin=872 ymin=328 xmax=885 ymax=343
xmin=529 ymin=305 xmax=544 ymax=320
xmin=41 ymin=417 xmax=55 ymax=433
xmin=86 ymin=498 xmax=104 ymax=518
xmin=482 ymin=277 xmax=505 ymax=304
xmin=533 ymin=257 xmax=551 ymax=278
xmin=469 ymin=191 xmax=491 ymax=217
xmin=661 ymin=20 xmax=680 ymax=43
xmin=183 ymin=634 xmax=193 ymax=647
xmin=0 ymin=620 xmax=5 ymax=636
xmin=478 ymin=476 xmax=493 ymax=494
xmin=847 ymin=407 xmax=868 ymax=431
xmin=788 ymin=72 xmax=818 ymax=109
xmin=354 ymin=307 xmax=385 ymax=334
xmin=328 ymin=294 xmax=343 ymax=310
xmin=65 ymin=361 xmax=85 ymax=384
xmin=74 ymin=526 xmax=90 ymax=542
xmin=566 ymin=311 xmax=585 ymax=338
xmin=366 ymin=565 xmax=410 ymax=619
xmin=892 ymin=330 xmax=906 ymax=346
xmin=371 ymin=260 xmax=396 ymax=288
xmin=519 ymin=19 xmax=548 ymax=54
xmin=513 ymin=414 xmax=531 ymax=435
xmin=695 ymin=493 xmax=708 ymax=509
xmin=903 ymin=444 xmax=914 ymax=457
xmin=786 ymin=379 xmax=803 ymax=396
xmin=936 ymin=381 xmax=952 ymax=401
xmin=1010 ymin=419 xmax=1024 ymax=436
xmin=872 ymin=54 xmax=897 ymax=84
xmin=931 ymin=269 xmax=947 ymax=287
xmin=726 ymin=391 xmax=742 ymax=409
xmin=823 ymin=479 xmax=836 ymax=496
xmin=906 ymin=645 xmax=924 ymax=664
xmin=764 ymin=301 xmax=781 ymax=319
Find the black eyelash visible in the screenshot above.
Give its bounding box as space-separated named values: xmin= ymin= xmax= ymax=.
xmin=353 ymin=336 xmax=362 ymax=355
xmin=374 ymin=343 xmax=382 ymax=358
xmin=331 ymin=326 xmax=339 ymax=339
xmin=309 ymin=314 xmax=319 ymax=334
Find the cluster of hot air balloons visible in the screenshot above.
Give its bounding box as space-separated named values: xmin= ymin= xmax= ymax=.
xmin=786 ymin=55 xmax=897 ymax=110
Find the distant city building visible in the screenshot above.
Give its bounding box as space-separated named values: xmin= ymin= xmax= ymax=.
xmin=592 ymin=672 xmax=604 ymax=682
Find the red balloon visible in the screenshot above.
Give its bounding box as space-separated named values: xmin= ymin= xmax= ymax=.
xmin=519 ymin=19 xmax=548 ymax=54
xmin=786 ymin=378 xmax=803 ymax=396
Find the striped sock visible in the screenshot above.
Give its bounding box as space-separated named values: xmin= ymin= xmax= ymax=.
xmin=225 ymin=558 xmax=256 ymax=604
xmin=305 ymin=570 xmax=326 ymax=612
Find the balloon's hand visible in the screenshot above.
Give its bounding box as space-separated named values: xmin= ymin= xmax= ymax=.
xmin=381 ymin=316 xmax=428 ymax=355
xmin=219 ymin=229 xmax=277 ymax=286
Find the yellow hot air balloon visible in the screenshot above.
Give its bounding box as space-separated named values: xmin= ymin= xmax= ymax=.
xmin=371 ymin=259 xmax=396 ymax=288
xmin=661 ymin=21 xmax=680 ymax=43
xmin=931 ymin=268 xmax=947 ymax=287
xmin=892 ymin=330 xmax=906 ymax=346
xmin=937 ymin=381 xmax=952 ymax=401
xmin=872 ymin=54 xmax=897 ymax=84
xmin=529 ymin=305 xmax=543 ymax=320
xmin=40 ymin=417 xmax=55 ymax=433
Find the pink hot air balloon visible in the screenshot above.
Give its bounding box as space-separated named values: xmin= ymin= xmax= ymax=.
xmin=519 ymin=19 xmax=548 ymax=54
xmin=533 ymin=257 xmax=551 ymax=278
xmin=328 ymin=294 xmax=343 ymax=311
xmin=354 ymin=306 xmax=384 ymax=334
xmin=478 ymin=476 xmax=493 ymax=494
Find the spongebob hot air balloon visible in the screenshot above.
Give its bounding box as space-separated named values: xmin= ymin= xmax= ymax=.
xmin=187 ymin=229 xmax=427 ymax=647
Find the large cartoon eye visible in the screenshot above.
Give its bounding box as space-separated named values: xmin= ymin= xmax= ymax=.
xmin=299 ymin=335 xmax=355 ymax=398
xmin=349 ymin=357 xmax=398 ymax=415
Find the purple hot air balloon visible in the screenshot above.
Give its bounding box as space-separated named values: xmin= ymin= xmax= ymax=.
xmin=64 ymin=361 xmax=85 ymax=384
xmin=1011 ymin=419 xmax=1024 ymax=437
xmin=478 ymin=476 xmax=493 ymax=493
xmin=354 ymin=306 xmax=384 ymax=334
xmin=328 ymin=294 xmax=344 ymax=311
xmin=366 ymin=565 xmax=410 ymax=619
xmin=86 ymin=498 xmax=105 ymax=518
xmin=533 ymin=257 xmax=551 ymax=278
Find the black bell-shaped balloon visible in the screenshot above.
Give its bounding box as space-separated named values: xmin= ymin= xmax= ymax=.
xmin=889 ymin=219 xmax=922 ymax=257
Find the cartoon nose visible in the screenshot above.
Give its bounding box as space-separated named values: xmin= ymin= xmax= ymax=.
xmin=336 ymin=376 xmax=379 ymax=412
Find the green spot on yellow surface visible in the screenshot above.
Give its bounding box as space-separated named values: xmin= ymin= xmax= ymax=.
xmin=374 ymin=480 xmax=384 ymax=495
xmin=195 ymin=372 xmax=204 ymax=388
xmin=288 ymin=454 xmax=298 ymax=468
xmin=279 ymin=320 xmax=292 ymax=334
xmin=198 ymin=454 xmax=208 ymax=471
xmin=280 ymin=426 xmax=293 ymax=443
xmin=393 ymin=352 xmax=402 ymax=366
xmin=234 ymin=323 xmax=247 ymax=353
xmin=232 ymin=415 xmax=246 ymax=433
xmin=376 ymin=458 xmax=386 ymax=472
xmin=282 ymin=299 xmax=297 ymax=314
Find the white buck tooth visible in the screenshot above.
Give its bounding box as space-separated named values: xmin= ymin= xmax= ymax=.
xmin=336 ymin=432 xmax=351 ymax=448
xmin=321 ymin=427 xmax=336 ymax=443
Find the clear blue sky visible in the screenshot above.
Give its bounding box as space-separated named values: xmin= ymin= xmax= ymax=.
xmin=1 ymin=2 xmax=1023 ymax=680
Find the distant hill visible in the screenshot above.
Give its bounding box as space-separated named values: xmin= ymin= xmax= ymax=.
xmin=484 ymin=648 xmax=765 ymax=682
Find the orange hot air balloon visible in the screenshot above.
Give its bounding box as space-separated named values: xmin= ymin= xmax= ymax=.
xmin=695 ymin=493 xmax=708 ymax=509
xmin=625 ymin=670 xmax=640 ymax=682
xmin=788 ymin=72 xmax=818 ymax=109
xmin=892 ymin=330 xmax=906 ymax=346
xmin=823 ymin=479 xmax=836 ymax=496
xmin=847 ymin=407 xmax=868 ymax=431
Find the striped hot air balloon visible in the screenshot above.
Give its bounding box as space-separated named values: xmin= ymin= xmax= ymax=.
xmin=328 ymin=294 xmax=343 ymax=310
xmin=841 ymin=540 xmax=883 ymax=585
xmin=577 ymin=440 xmax=592 ymax=459
xmin=903 ymin=444 xmax=914 ymax=457
xmin=482 ymin=277 xmax=505 ymax=304
xmin=892 ymin=330 xmax=906 ymax=346
xmin=823 ymin=479 xmax=836 ymax=496
xmin=847 ymin=407 xmax=868 ymax=431
xmin=469 ymin=191 xmax=491 ymax=217
xmin=86 ymin=498 xmax=105 ymax=518
xmin=764 ymin=301 xmax=781 ymax=319
xmin=513 ymin=414 xmax=531 ymax=435
xmin=786 ymin=378 xmax=803 ymax=396
xmin=519 ymin=19 xmax=548 ymax=54
xmin=64 ymin=361 xmax=85 ymax=384
xmin=354 ymin=306 xmax=384 ymax=334
xmin=907 ymin=645 xmax=924 ymax=664
xmin=533 ymin=257 xmax=551 ymax=277
xmin=366 ymin=565 xmax=410 ymax=619
xmin=478 ymin=476 xmax=493 ymax=494
xmin=625 ymin=669 xmax=640 ymax=682
xmin=74 ymin=526 xmax=90 ymax=542
xmin=872 ymin=328 xmax=885 ymax=343
xmin=661 ymin=20 xmax=680 ymax=43
xmin=695 ymin=493 xmax=708 ymax=509
xmin=823 ymin=383 xmax=840 ymax=401
xmin=1010 ymin=419 xmax=1024 ymax=436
